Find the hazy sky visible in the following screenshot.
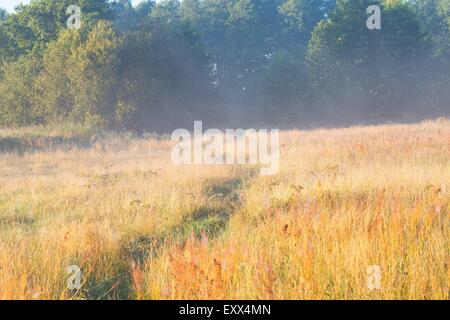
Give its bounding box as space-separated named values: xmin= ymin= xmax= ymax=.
xmin=1 ymin=0 xmax=146 ymax=12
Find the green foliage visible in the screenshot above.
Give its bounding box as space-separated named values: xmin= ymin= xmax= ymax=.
xmin=279 ymin=0 xmax=335 ymax=33
xmin=262 ymin=51 xmax=308 ymax=118
xmin=118 ymin=3 xmax=214 ymax=130
xmin=306 ymin=0 xmax=428 ymax=118
xmin=0 ymin=55 xmax=42 ymax=126
xmin=33 ymin=29 xmax=82 ymax=121
xmin=0 ymin=0 xmax=449 ymax=130
xmin=1 ymin=19 xmax=125 ymax=129
xmin=414 ymin=0 xmax=450 ymax=111
xmin=68 ymin=20 xmax=123 ymax=127
xmin=0 ymin=0 xmax=114 ymax=60
xmin=0 ymin=8 xmax=7 ymax=21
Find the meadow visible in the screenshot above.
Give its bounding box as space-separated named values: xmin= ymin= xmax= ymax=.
xmin=0 ymin=119 xmax=448 ymax=300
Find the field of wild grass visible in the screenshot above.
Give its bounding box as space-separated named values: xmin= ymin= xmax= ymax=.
xmin=0 ymin=120 xmax=448 ymax=300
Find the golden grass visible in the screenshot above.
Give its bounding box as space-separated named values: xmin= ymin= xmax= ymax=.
xmin=0 ymin=119 xmax=448 ymax=300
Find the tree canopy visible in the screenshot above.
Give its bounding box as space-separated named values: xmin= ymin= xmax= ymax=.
xmin=0 ymin=0 xmax=449 ymax=130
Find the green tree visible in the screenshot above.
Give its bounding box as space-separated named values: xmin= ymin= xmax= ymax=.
xmin=117 ymin=3 xmax=214 ymax=131
xmin=33 ymin=29 xmax=82 ymax=121
xmin=0 ymin=56 xmax=42 ymax=126
xmin=306 ymin=0 xmax=426 ymax=120
xmin=148 ymin=0 xmax=180 ymax=26
xmin=414 ymin=0 xmax=450 ymax=112
xmin=0 ymin=8 xmax=7 ymax=21
xmin=180 ymin=0 xmax=201 ymax=25
xmin=1 ymin=0 xmax=448 ymax=129
xmin=279 ymin=0 xmax=336 ymax=35
xmin=114 ymin=0 xmax=141 ymax=32
xmin=262 ymin=51 xmax=309 ymax=120
xmin=1 ymin=0 xmax=114 ymax=59
xmin=0 ymin=22 xmax=19 ymax=64
xmin=68 ymin=20 xmax=123 ymax=127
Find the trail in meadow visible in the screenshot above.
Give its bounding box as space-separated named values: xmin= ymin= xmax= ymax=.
xmin=87 ymin=170 xmax=256 ymax=299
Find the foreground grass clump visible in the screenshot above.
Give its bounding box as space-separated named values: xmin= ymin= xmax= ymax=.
xmin=0 ymin=119 xmax=448 ymax=299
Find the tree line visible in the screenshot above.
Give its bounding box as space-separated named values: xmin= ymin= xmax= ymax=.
xmin=0 ymin=0 xmax=449 ymax=131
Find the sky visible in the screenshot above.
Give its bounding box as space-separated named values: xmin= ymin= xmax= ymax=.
xmin=1 ymin=0 xmax=146 ymax=12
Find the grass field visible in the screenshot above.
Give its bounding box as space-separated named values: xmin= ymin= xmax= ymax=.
xmin=0 ymin=119 xmax=448 ymax=300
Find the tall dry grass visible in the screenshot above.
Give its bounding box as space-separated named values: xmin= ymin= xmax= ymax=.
xmin=0 ymin=119 xmax=448 ymax=299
